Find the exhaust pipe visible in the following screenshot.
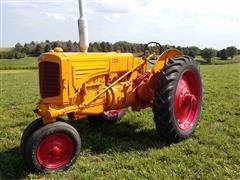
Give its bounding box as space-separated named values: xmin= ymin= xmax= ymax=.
xmin=78 ymin=0 xmax=89 ymax=53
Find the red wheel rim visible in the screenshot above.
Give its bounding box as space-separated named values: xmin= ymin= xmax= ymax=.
xmin=36 ymin=133 xmax=74 ymax=169
xmin=103 ymin=109 xmax=124 ymax=117
xmin=174 ymin=69 xmax=201 ymax=131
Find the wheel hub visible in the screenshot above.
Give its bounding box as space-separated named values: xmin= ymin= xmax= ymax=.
xmin=36 ymin=133 xmax=74 ymax=169
xmin=51 ymin=145 xmax=62 ymax=156
xmin=174 ymin=69 xmax=200 ymax=131
xmin=183 ymin=93 xmax=197 ymax=105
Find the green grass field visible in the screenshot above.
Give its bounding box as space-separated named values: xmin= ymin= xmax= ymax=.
xmin=0 ymin=59 xmax=239 ymax=179
xmin=0 ymin=57 xmax=37 ymax=70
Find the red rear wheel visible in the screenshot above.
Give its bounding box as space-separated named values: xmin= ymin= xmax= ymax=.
xmin=23 ymin=121 xmax=81 ymax=172
xmin=153 ymin=55 xmax=202 ymax=141
xmin=174 ymin=69 xmax=200 ymax=131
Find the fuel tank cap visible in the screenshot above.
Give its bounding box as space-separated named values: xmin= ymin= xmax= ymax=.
xmin=53 ymin=47 xmax=63 ymax=52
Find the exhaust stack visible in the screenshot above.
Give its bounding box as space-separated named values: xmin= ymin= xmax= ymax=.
xmin=78 ymin=0 xmax=89 ymax=53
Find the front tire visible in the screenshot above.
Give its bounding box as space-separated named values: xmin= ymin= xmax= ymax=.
xmin=20 ymin=118 xmax=43 ymax=155
xmin=23 ymin=121 xmax=81 ymax=172
xmin=153 ymin=55 xmax=202 ymax=142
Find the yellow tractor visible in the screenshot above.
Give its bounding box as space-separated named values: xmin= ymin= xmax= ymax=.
xmin=20 ymin=0 xmax=202 ymax=172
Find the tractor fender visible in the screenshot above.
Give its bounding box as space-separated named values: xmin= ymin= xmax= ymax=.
xmin=147 ymin=48 xmax=183 ymax=89
xmin=152 ymin=48 xmax=183 ymax=74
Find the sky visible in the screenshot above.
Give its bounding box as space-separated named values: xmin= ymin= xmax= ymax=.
xmin=1 ymin=0 xmax=239 ymax=50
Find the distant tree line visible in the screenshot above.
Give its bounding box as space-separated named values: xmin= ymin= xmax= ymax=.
xmin=0 ymin=40 xmax=239 ymax=64
xmin=201 ymin=46 xmax=239 ymax=64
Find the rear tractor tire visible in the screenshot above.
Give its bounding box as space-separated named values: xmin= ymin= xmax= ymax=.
xmin=87 ymin=108 xmax=127 ymax=125
xmin=22 ymin=121 xmax=81 ymax=172
xmin=153 ymin=55 xmax=202 ymax=142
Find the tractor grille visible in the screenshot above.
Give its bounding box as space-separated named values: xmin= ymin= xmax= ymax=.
xmin=39 ymin=61 xmax=60 ymax=98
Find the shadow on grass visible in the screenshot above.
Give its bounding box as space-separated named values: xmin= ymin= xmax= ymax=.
xmin=0 ymin=147 xmax=28 ymax=179
xmin=70 ymin=119 xmax=170 ymax=154
xmin=0 ymin=119 xmax=169 ymax=178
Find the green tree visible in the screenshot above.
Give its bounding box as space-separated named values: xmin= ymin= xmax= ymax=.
xmin=29 ymin=41 xmax=37 ymax=56
xmin=113 ymin=43 xmax=121 ymax=52
xmin=182 ymin=48 xmax=189 ymax=56
xmin=88 ymin=42 xmax=94 ymax=52
xmin=66 ymin=40 xmax=73 ymax=51
xmin=23 ymin=43 xmax=31 ymax=54
xmin=100 ymin=41 xmax=108 ymax=52
xmin=219 ymin=49 xmax=228 ymax=60
xmin=132 ymin=46 xmax=137 ymax=53
xmin=35 ymin=44 xmax=44 ymax=56
xmin=106 ymin=42 xmax=113 ymax=52
xmin=52 ymin=41 xmax=61 ymax=48
xmin=188 ymin=46 xmax=201 ymax=58
xmin=93 ymin=42 xmax=101 ymax=52
xmin=45 ymin=40 xmax=50 ymax=44
xmin=44 ymin=44 xmax=51 ymax=52
xmin=15 ymin=42 xmax=23 ymax=52
xmin=176 ymin=46 xmax=183 ymax=52
xmin=14 ymin=51 xmax=26 ymax=59
xmin=72 ymin=42 xmax=80 ymax=52
xmin=226 ymin=46 xmax=238 ymax=59
xmin=201 ymin=48 xmax=217 ymax=64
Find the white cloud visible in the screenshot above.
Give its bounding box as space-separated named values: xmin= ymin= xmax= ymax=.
xmin=112 ymin=13 xmax=120 ymax=19
xmin=103 ymin=15 xmax=111 ymax=21
xmin=2 ymin=0 xmax=240 ymax=49
xmin=45 ymin=12 xmax=66 ymax=21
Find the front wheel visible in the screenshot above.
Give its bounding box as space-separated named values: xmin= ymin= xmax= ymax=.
xmin=23 ymin=121 xmax=81 ymax=172
xmin=20 ymin=118 xmax=43 ymax=155
xmin=153 ymin=55 xmax=202 ymax=142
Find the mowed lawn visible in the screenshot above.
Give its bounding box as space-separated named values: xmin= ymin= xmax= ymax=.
xmin=0 ymin=59 xmax=239 ymax=179
xmin=0 ymin=57 xmax=37 ymax=70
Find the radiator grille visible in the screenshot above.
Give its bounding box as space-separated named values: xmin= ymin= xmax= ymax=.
xmin=39 ymin=62 xmax=60 ymax=98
